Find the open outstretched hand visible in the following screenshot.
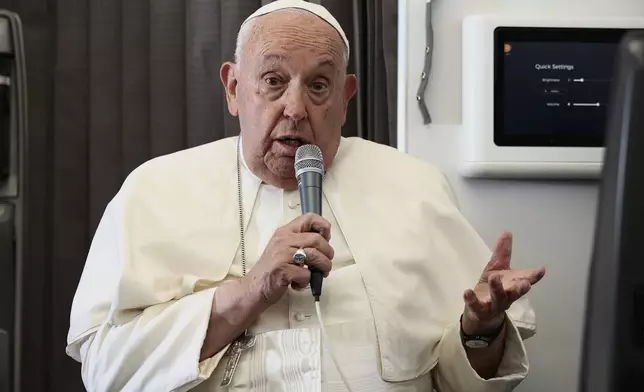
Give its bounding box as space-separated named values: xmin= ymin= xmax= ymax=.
xmin=461 ymin=232 xmax=546 ymax=335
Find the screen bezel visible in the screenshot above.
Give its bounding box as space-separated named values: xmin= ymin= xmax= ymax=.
xmin=579 ymin=31 xmax=644 ymax=391
xmin=493 ymin=27 xmax=630 ymax=147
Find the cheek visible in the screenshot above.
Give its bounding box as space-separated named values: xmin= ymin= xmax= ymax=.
xmin=310 ymin=104 xmax=342 ymax=149
xmin=239 ymin=90 xmax=281 ymax=132
xmin=317 ymin=101 xmax=343 ymax=127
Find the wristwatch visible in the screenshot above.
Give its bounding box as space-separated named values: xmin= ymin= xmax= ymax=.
xmin=459 ymin=313 xmax=507 ymax=349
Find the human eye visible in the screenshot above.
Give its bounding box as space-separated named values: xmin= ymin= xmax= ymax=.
xmin=310 ymin=81 xmax=329 ymax=93
xmin=264 ymin=75 xmax=284 ymax=87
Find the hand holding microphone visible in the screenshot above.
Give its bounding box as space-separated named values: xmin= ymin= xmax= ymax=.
xmin=245 ymin=213 xmax=333 ymax=306
xmin=243 ymin=144 xmax=330 ymax=305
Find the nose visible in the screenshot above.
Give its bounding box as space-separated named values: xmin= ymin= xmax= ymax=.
xmin=283 ymin=84 xmax=307 ymax=123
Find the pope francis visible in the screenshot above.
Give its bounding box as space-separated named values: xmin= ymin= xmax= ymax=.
xmin=66 ymin=1 xmax=547 ymax=391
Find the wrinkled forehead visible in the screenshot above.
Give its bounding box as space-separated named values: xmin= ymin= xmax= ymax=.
xmin=241 ymin=1 xmax=350 ymax=58
xmin=247 ymin=12 xmax=346 ymax=71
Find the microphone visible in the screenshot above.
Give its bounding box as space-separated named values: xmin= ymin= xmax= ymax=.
xmin=294 ymin=144 xmax=325 ymax=302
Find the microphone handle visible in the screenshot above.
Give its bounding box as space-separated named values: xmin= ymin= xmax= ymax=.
xmin=297 ymin=171 xmax=324 ymax=301
xmin=299 ymin=185 xmax=322 ymax=217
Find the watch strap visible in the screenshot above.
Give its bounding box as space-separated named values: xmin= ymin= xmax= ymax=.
xmin=459 ymin=313 xmax=507 ymax=348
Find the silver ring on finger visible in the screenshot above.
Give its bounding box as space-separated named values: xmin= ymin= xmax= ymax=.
xmin=292 ymin=248 xmax=307 ymax=266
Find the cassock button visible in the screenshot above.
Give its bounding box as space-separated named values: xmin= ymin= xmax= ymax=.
xmin=294 ymin=312 xmax=306 ymax=322
xmin=288 ymin=200 xmax=300 ymax=210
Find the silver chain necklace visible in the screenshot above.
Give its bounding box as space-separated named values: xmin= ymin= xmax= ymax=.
xmin=236 ymin=137 xmax=247 ymax=277
xmin=219 ymin=137 xmax=255 ymax=388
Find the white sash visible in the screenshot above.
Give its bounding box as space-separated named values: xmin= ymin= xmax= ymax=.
xmin=205 ymin=325 xmax=433 ymax=392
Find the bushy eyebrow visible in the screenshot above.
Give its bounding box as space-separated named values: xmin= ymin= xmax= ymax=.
xmin=258 ymin=53 xmax=338 ymax=73
xmin=260 ymin=53 xmax=289 ymax=64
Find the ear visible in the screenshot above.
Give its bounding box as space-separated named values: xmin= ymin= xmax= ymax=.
xmin=220 ymin=62 xmax=239 ymax=116
xmin=342 ymin=74 xmax=358 ymax=116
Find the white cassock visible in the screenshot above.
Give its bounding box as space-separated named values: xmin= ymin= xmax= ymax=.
xmin=66 ymin=136 xmax=537 ymax=392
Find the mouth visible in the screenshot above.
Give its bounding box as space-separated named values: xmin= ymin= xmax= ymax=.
xmin=277 ymin=137 xmax=307 ymax=147
xmin=274 ymin=136 xmax=309 ymax=156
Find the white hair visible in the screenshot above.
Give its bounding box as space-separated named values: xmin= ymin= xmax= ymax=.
xmin=234 ymin=8 xmax=350 ymax=68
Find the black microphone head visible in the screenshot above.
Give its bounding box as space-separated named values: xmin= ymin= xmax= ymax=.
xmin=294 ymin=144 xmax=324 ymax=178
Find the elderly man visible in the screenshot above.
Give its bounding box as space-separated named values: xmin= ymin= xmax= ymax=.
xmin=66 ymin=1 xmax=545 ymax=391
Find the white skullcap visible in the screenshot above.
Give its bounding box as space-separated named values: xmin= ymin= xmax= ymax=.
xmin=241 ymin=0 xmax=350 ymax=59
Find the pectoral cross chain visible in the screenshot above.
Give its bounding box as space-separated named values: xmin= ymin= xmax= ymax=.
xmin=224 ymin=141 xmax=257 ymax=387
xmin=220 ymin=332 xmax=256 ymax=387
